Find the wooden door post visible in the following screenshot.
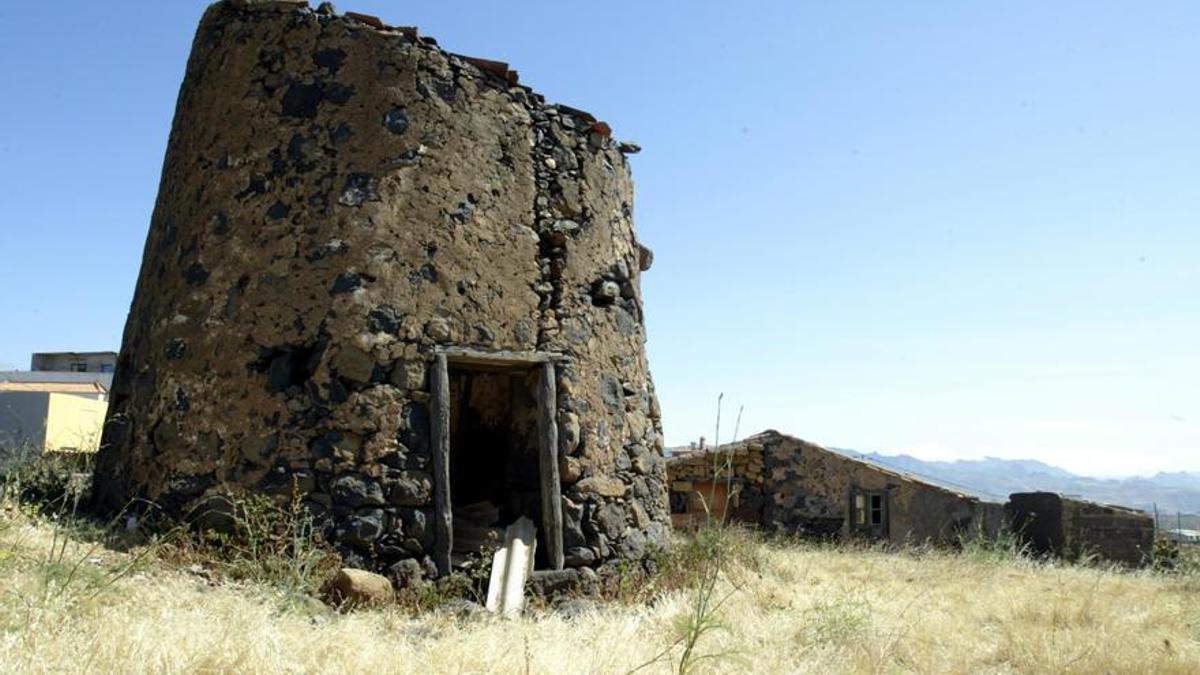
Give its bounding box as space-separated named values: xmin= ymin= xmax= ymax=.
xmin=431 ymin=352 xmax=452 ymax=576
xmin=537 ymin=360 xmax=564 ymax=570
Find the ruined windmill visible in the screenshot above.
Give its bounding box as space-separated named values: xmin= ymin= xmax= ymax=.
xmin=93 ymin=0 xmax=669 ymax=580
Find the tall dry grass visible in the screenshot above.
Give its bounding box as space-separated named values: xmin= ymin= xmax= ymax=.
xmin=2 ymin=506 xmax=1198 ymax=673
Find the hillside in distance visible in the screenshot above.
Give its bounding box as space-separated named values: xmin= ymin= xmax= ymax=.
xmin=845 ymin=450 xmax=1200 ymax=518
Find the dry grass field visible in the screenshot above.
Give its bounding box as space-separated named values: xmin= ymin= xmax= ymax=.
xmin=2 ymin=496 xmax=1198 ymax=675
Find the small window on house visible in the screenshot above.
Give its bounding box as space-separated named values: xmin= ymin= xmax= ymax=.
xmin=852 ymin=488 xmax=888 ymax=538
xmin=70 ymin=362 xmax=88 ymax=372
xmin=99 ymin=364 xmax=114 ymax=373
xmin=870 ymin=494 xmax=884 ymax=525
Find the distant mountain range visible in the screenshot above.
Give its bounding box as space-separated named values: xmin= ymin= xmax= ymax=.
xmin=840 ymin=450 xmax=1200 ymax=521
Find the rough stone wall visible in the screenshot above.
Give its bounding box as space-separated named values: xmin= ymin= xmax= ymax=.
xmin=1009 ymin=492 xmax=1153 ymax=566
xmin=92 ymin=0 xmax=668 ymax=576
xmin=762 ymin=433 xmax=998 ymax=544
xmin=668 ymin=431 xmax=1001 ymax=544
xmin=667 ymin=441 xmax=765 ymax=528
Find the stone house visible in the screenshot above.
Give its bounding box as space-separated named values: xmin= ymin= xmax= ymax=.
xmin=668 ymin=430 xmax=1006 ymax=545
xmin=92 ymin=0 xmax=669 ymax=580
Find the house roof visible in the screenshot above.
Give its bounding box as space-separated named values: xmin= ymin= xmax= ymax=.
xmin=0 ymin=371 xmax=112 ymax=393
xmin=32 ymin=351 xmax=118 ymax=357
xmin=668 ymin=429 xmax=1002 ymax=503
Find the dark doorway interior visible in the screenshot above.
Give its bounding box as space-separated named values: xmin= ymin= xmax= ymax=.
xmin=1008 ymin=493 xmax=1065 ymax=557
xmin=447 ymin=365 xmax=547 ymax=567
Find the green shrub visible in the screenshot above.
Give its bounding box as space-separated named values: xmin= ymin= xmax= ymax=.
xmin=958 ymin=526 xmax=1029 ymax=566
xmin=180 ymin=491 xmax=338 ymax=605
xmin=800 ymin=593 xmax=874 ymax=647
xmin=0 ymin=449 xmax=92 ymax=515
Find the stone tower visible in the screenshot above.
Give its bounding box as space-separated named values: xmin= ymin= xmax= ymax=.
xmin=93 ymin=0 xmax=668 ymax=577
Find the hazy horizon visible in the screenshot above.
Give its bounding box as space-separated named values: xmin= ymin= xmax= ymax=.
xmin=1 ymin=1 xmax=1196 ymax=476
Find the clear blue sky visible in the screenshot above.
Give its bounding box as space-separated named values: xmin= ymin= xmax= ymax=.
xmin=1 ymin=1 xmax=1196 ymax=476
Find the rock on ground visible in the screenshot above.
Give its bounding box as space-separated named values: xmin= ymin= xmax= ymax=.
xmin=328 ymin=567 xmax=394 ymax=608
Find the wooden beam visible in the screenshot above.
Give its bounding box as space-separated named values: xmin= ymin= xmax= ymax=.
xmin=484 ymin=517 xmax=537 ymax=617
xmin=537 ymin=360 xmax=564 ymax=570
xmin=437 ymin=346 xmax=566 ymax=368
xmin=430 ymin=352 xmax=452 ymax=576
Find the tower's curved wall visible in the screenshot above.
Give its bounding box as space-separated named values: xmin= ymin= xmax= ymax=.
xmin=94 ymin=0 xmax=668 ymax=574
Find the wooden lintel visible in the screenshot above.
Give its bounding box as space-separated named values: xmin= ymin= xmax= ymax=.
xmin=437 ymin=347 xmax=567 ymax=368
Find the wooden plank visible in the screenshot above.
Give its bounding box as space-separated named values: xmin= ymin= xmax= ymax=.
xmin=537 ymin=360 xmax=565 ymax=570
xmin=461 ymin=55 xmax=509 ymax=78
xmin=485 ymin=517 xmax=537 ymax=617
xmin=437 ymin=346 xmax=566 ymax=368
xmin=430 ymin=352 xmax=452 ymax=576
xmin=345 ymin=11 xmax=385 ymax=29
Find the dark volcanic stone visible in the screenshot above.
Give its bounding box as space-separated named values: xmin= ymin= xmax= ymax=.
xmin=330 ymin=272 xmax=363 ymax=294
xmin=265 ymin=359 xmax=292 ymax=392
xmin=329 ymin=122 xmax=352 ymax=145
xmin=368 ymin=305 xmax=401 ymax=333
xmin=397 ymin=508 xmax=431 ymax=547
xmin=564 ymin=546 xmax=596 ymax=566
xmin=338 ymin=173 xmax=378 ymax=207
xmin=165 ymin=339 xmax=187 ymax=360
xmin=323 ymin=82 xmax=355 ymax=105
xmin=400 ymin=403 xmax=430 ymax=453
xmin=312 ymin=48 xmax=346 ymax=73
xmin=267 ymin=201 xmax=290 ymax=219
xmin=383 ymin=107 xmax=409 ymax=135
xmin=527 ymin=568 xmax=584 ymax=596
xmin=339 ymin=509 xmax=385 ymax=546
xmin=241 ymin=433 xmax=278 ymax=463
xmin=595 ymin=502 xmax=626 ymax=539
xmin=388 ymin=471 xmax=432 ymax=506
xmin=562 ymin=497 xmax=586 ymax=548
xmin=618 ymin=528 xmax=647 ymax=560
xmin=183 ymin=263 xmax=210 ymax=286
xmin=331 ymin=474 xmax=385 ymax=507
xmin=281 ymin=82 xmax=322 ymax=118
xmin=389 ymin=558 xmax=425 ymax=589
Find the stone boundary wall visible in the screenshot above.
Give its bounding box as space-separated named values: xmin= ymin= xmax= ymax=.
xmin=1009 ymin=492 xmax=1154 ymax=566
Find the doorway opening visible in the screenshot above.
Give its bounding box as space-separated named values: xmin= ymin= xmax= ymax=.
xmin=448 ymin=365 xmax=543 ymax=566
xmin=429 ymin=349 xmax=564 ymax=576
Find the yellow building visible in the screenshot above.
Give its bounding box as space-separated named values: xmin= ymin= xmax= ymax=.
xmin=0 ymin=369 xmax=111 ymax=454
